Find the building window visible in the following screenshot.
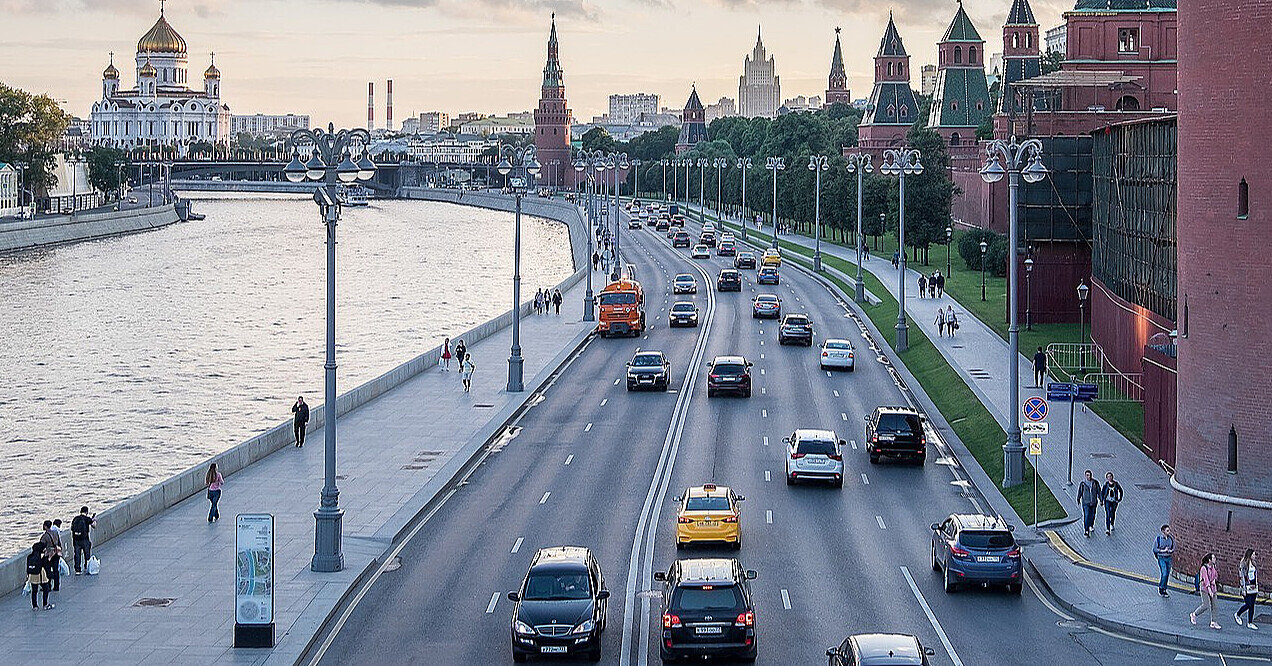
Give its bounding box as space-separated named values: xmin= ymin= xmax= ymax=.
xmin=950 ymin=132 xmax=961 ymax=146
xmin=1025 ymin=33 xmax=1032 ymax=49
xmin=954 ymin=47 xmax=962 ymax=64
xmin=900 ymin=104 xmax=909 ymax=117
xmin=888 ymin=62 xmax=895 ymax=77
xmin=1116 ymin=95 xmax=1140 ymax=111
xmin=1118 ymin=28 xmax=1139 ymax=53
xmin=951 ymin=100 xmax=959 ymax=111
xmin=976 ymin=101 xmax=985 ymax=111
xmin=1238 ymin=178 xmax=1249 ymax=219
xmin=969 ymin=46 xmax=978 ymax=63
xmin=1012 ymin=33 xmax=1019 ymax=49
xmin=887 ymin=104 xmax=896 ymax=117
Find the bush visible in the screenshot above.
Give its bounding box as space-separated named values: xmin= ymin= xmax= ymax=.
xmin=984 ymin=234 xmax=1010 ymax=277
xmin=957 ymin=228 xmax=1000 ymax=271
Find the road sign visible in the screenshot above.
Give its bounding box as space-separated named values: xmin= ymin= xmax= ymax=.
xmin=1023 ymin=396 xmax=1048 ymax=422
xmin=1075 ymin=383 xmax=1099 ymax=402
xmin=1029 ymin=437 xmax=1042 ymax=456
xmin=1047 ymin=382 xmax=1075 ymax=402
xmin=1022 ymin=422 xmax=1048 ymax=435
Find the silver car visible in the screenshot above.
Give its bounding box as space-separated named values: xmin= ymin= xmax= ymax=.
xmin=673 ymin=273 xmax=698 ymax=294
xmin=820 ymin=338 xmax=855 ymax=371
xmin=784 ymin=429 xmax=845 ymax=487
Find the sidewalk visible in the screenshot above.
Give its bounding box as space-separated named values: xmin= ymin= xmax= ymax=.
xmin=0 ymin=278 xmax=593 ymax=665
xmin=688 ymin=204 xmax=1272 ymax=656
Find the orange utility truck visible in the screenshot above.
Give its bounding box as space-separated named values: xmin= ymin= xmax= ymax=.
xmin=597 ymin=278 xmax=645 ymax=337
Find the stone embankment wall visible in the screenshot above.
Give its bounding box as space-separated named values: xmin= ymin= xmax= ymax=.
xmin=0 ymin=204 xmax=180 ymax=254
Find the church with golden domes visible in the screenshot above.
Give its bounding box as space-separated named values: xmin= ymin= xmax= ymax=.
xmin=90 ymin=2 xmax=231 ymax=153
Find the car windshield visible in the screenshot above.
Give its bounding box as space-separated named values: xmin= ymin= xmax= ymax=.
xmin=760 ymin=269 xmax=777 ymax=275
xmin=685 ymin=496 xmax=731 ymax=512
xmin=959 ymin=531 xmax=1016 ymax=550
xmin=825 ymin=341 xmax=851 ymax=350
xmin=632 ymin=354 xmax=664 ymax=367
xmin=672 ymin=303 xmax=695 ymax=313
xmin=877 ymin=413 xmax=921 ymax=433
xmin=673 ymin=586 xmax=742 ymax=611
xmin=757 ymin=296 xmax=777 ymax=304
xmin=720 ymin=272 xmax=738 ymax=279
xmin=600 ymin=293 xmax=637 ymax=306
xmin=784 ymin=317 xmax=809 ymax=326
xmin=796 ymin=438 xmax=837 ymax=455
xmin=523 ymin=572 xmax=592 ymax=600
xmin=676 ymin=276 xmax=694 ymax=283
xmin=714 ymin=363 xmax=746 ymax=375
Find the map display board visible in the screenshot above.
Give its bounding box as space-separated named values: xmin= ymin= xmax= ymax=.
xmin=235 ymin=514 xmax=274 ymax=625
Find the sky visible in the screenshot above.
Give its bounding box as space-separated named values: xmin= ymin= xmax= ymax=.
xmin=1 ymin=0 xmax=1071 ymax=127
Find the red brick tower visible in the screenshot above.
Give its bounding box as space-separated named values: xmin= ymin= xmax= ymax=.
xmin=857 ymin=13 xmax=919 ymax=155
xmin=534 ymin=13 xmax=573 ymax=188
xmin=825 ymin=27 xmax=851 ymax=106
xmin=1172 ymin=0 xmax=1272 ymax=585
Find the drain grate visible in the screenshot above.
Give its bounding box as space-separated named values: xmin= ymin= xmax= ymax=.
xmin=133 ymin=597 xmax=176 ymax=608
xmin=1135 ymin=483 xmax=1166 ymax=490
xmin=473 ymin=403 xmax=495 ymax=408
xmin=1090 ymin=452 xmax=1115 ymax=459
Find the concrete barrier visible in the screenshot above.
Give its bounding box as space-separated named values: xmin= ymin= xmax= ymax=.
xmin=0 ymin=189 xmax=587 ymax=595
xmin=0 ymin=204 xmax=180 ymax=254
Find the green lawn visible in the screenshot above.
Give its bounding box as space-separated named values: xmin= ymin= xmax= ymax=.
xmin=684 ymin=207 xmax=1066 ymax=524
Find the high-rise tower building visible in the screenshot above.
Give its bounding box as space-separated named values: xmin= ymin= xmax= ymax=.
xmin=928 ymin=1 xmax=992 ymax=148
xmin=738 ymin=27 xmax=780 ymax=118
xmin=533 ymin=13 xmax=573 ymax=188
xmin=675 ymin=86 xmax=708 ymax=154
xmin=857 ymin=13 xmax=919 ymax=151
xmin=825 ymin=28 xmax=851 ymax=106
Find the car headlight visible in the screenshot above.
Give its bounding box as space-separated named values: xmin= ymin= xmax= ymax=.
xmin=571 ymin=619 xmax=595 ymax=635
xmin=514 ymin=620 xmax=535 ymax=636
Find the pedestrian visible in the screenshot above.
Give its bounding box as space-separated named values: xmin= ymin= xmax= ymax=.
xmin=918 ymin=274 xmax=928 ymax=299
xmin=461 ymin=354 xmax=475 ymax=393
xmin=454 ymin=340 xmax=466 ymax=375
xmin=70 ymin=506 xmax=95 ymax=575
xmin=1235 ymin=548 xmax=1260 ymax=630
xmin=936 ymin=272 xmax=946 ymax=298
xmin=946 ymin=306 xmax=959 ymax=336
xmin=1077 ymin=470 xmax=1101 ymax=537
xmin=1101 ymin=472 xmax=1123 ymax=534
xmin=891 ymin=250 xmax=899 ymax=269
xmin=1033 ymin=347 xmax=1048 ymax=388
xmin=534 ymin=289 xmax=543 ymax=315
xmin=934 ymin=308 xmax=946 ymax=337
xmin=206 ymin=462 xmax=223 ymax=523
xmin=291 ymin=396 xmax=309 ymax=448
xmin=26 ymin=542 xmax=52 ymax=610
xmin=592 ymin=252 xmax=600 ymax=272
xmin=39 ymin=520 xmax=62 ymax=592
xmin=552 ymin=289 xmax=562 ymax=315
xmin=1191 ymin=553 xmax=1222 ymax=629
xmin=1155 ymin=524 xmax=1176 ymax=597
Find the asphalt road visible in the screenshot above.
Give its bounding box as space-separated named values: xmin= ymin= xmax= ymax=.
xmin=311 ymin=205 xmax=1232 ymax=666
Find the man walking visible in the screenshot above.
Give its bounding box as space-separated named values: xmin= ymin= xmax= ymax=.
xmin=39 ymin=520 xmax=62 ymax=591
xmin=552 ymin=289 xmax=562 ymax=315
xmin=1077 ymin=470 xmax=1101 ymax=537
xmin=918 ymin=274 xmax=928 ymax=299
xmin=935 ymin=272 xmax=945 ymax=298
xmin=1033 ymin=347 xmax=1048 ymax=388
xmin=1154 ymin=524 xmax=1176 ymax=597
xmin=291 ymin=396 xmax=310 ymax=448
xmin=70 ymin=506 xmax=95 ymax=575
xmin=1101 ymin=471 xmax=1123 ymax=534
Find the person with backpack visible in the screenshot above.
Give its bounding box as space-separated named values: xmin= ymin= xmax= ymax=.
xmin=1235 ymin=549 xmax=1259 ymax=630
xmin=1101 ymin=472 xmax=1123 ymax=535
xmin=1154 ymin=524 xmax=1176 ymax=597
xmin=26 ymin=542 xmax=52 ymax=610
xmin=1191 ymin=553 xmax=1222 ymax=630
xmin=70 ymin=506 xmax=95 ymax=575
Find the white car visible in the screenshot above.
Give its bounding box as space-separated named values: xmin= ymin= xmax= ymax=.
xmin=820 ymin=338 xmax=856 ymax=371
xmin=691 ymin=245 xmax=711 ymax=259
xmin=784 ymin=429 xmax=846 ymax=487
xmin=673 ymin=273 xmax=698 ymax=294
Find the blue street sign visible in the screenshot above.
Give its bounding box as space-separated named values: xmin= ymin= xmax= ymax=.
xmin=1047 ymin=382 xmax=1075 ymax=402
xmin=1023 ymin=396 xmax=1048 ymax=422
xmin=1075 ymin=383 xmax=1099 ymax=402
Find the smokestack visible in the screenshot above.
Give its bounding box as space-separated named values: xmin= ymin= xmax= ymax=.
xmin=386 ymin=79 xmax=394 ymax=131
xmin=367 ymin=82 xmax=375 ymax=132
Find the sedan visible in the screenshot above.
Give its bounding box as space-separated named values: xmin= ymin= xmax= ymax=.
xmin=757 ymin=267 xmax=779 ymax=285
xmin=717 ymin=241 xmax=737 ymax=256
xmin=627 ymin=350 xmax=671 ymax=391
xmin=628 ymin=219 xmax=642 ymax=229
xmin=735 ymin=252 xmax=757 ymax=269
xmin=669 ymin=301 xmax=699 ymax=327
xmin=820 ymin=339 xmax=855 ymax=371
xmin=691 ymin=245 xmax=711 ymax=259
xmin=673 ymin=274 xmax=698 ymax=294
xmin=828 ymin=634 xmax=935 ymax=666
xmin=752 ymin=294 xmax=781 ymax=319
xmin=784 ymin=429 xmax=845 ymax=487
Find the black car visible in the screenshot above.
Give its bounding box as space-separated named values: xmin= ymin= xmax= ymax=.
xmin=735 ymin=252 xmax=757 ymax=269
xmin=777 ymin=314 xmax=813 ymax=346
xmin=827 ymin=633 xmax=935 ymax=666
xmin=509 ymin=546 xmax=609 ymax=662
xmin=699 ymin=232 xmax=717 ymax=248
xmin=669 ymin=301 xmax=699 ymax=327
xmin=654 ymin=558 xmax=758 ymax=663
xmin=717 ymin=269 xmax=742 ymax=292
xmin=864 ymin=407 xmax=927 ymax=464
xmin=672 ymin=231 xmax=692 ymax=248
xmin=707 ymin=355 xmax=752 ymax=398
xmin=627 ymin=350 xmax=671 ymax=391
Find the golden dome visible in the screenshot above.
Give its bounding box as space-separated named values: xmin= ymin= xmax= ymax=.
xmin=137 ymin=12 xmax=187 ymax=54
xmin=204 ymin=55 xmax=220 ymax=79
xmin=139 ymin=59 xmax=157 ymax=77
xmin=103 ymin=62 xmax=119 ymax=79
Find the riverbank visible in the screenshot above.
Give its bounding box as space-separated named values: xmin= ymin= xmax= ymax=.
xmin=0 ymin=203 xmax=180 ymax=254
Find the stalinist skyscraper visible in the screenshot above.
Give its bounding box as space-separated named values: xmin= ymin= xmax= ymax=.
xmin=533 ymin=13 xmax=573 ymax=188
xmin=738 ymin=27 xmax=780 ymax=118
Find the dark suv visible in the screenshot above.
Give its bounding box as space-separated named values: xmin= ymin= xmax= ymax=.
xmin=777 ymin=314 xmax=813 ymax=346
xmin=654 ymin=558 xmax=758 ymax=663
xmin=707 ymin=356 xmax=752 ymax=398
xmin=864 ymin=407 xmax=926 ymax=464
xmin=717 ymin=269 xmax=742 ymax=292
xmin=509 ymin=546 xmax=610 ymax=662
xmin=673 ymin=231 xmax=691 ymax=248
xmin=931 ymin=514 xmax=1022 ymax=594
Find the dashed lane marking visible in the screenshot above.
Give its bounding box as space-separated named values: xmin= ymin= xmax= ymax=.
xmin=600 ymin=398 xmax=608 ymax=407
xmin=766 ymin=510 xmax=773 ymax=524
xmin=833 ymin=390 xmax=840 ymax=397
xmin=861 ymin=473 xmax=870 ymax=485
xmin=763 ymin=436 xmax=770 ymax=447
xmin=539 ymin=492 xmax=551 ymax=505
xmin=851 ymin=440 xmax=858 ymax=450
xmin=841 ymin=413 xmax=848 ymax=421
xmin=762 ymin=409 xmax=768 ymax=418
xmin=565 ymin=454 xmax=574 ymax=465
xmin=876 ymin=515 xmax=887 ymax=530
xmin=485 ymin=592 xmax=500 ymax=614
xmin=614 ymin=378 xmax=621 ymax=385
xmin=511 ymin=537 xmax=524 ymax=554
xmin=765 ymin=470 xmax=771 ymax=482
xmin=781 ymin=589 xmax=792 ymax=610
xmin=761 ymin=387 xmax=767 ymax=395
xmin=585 ymin=423 xmax=593 ymax=432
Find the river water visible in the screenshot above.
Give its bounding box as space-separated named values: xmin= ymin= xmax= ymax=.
xmin=0 ymin=194 xmax=572 ymax=558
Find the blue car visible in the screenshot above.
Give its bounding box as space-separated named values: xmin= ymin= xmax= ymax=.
xmin=930 ymin=514 xmax=1022 ymax=594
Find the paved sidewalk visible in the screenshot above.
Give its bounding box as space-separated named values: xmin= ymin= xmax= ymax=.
xmin=0 ymin=278 xmax=593 ymax=665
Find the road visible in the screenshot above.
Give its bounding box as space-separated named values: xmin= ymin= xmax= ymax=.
xmin=310 ymin=203 xmax=1232 ymax=665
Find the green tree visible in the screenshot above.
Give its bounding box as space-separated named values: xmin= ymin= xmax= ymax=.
xmin=580 ymin=127 xmax=618 ymax=154
xmin=625 ymin=125 xmax=678 ymax=162
xmin=1042 ymin=49 xmax=1064 ymax=74
xmin=887 ymin=125 xmax=955 ymax=263
xmin=0 ymin=81 xmax=71 ymax=195
xmin=84 ymin=146 xmax=130 ymax=197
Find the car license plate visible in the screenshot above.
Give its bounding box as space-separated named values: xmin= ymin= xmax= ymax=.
xmin=699 ymin=521 xmax=718 ymax=527
xmin=976 ymin=556 xmax=1000 ymax=563
xmin=541 ymin=646 xmax=568 ymax=654
xmin=695 ymin=626 xmax=723 ymax=635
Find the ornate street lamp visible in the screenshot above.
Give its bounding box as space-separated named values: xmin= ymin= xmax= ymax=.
xmin=945 ymin=225 xmax=954 ymax=280
xmin=846 ymin=153 xmax=873 ymax=303
xmin=1025 ymin=256 xmax=1035 ymax=331
xmin=765 ymin=156 xmax=785 ymax=249
xmin=496 ymin=144 xmax=542 ymax=393
xmin=695 ymin=158 xmax=707 ymax=218
xmin=574 ymin=156 xmax=597 ymax=322
xmin=808 ymin=155 xmax=830 ymax=272
xmin=880 ymin=147 xmax=924 ymax=352
xmin=283 ymin=123 xmax=376 ymax=573
xmin=981 ymin=135 xmax=1048 ymax=488
xmin=736 ymin=157 xmax=752 ymax=242
xmin=712 ymin=157 xmax=726 ymax=218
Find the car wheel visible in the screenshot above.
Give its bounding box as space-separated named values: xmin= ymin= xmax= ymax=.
xmin=833 ymin=477 xmax=844 ymax=489
xmin=943 ymin=565 xmax=958 ymax=593
xmin=869 ymin=454 xmax=879 ymax=464
xmin=732 ymin=538 xmax=742 ymax=551
xmin=513 ymin=651 xmax=528 ymax=663
xmin=707 ymin=389 xmax=716 ymax=398
xmin=740 ymin=646 xmax=757 ymax=663
xmin=932 ymin=544 xmax=942 ymax=571
xmin=785 ymin=474 xmax=794 ymax=486
xmin=626 ymin=384 xmax=634 ymax=392
xmin=742 ymin=388 xmax=751 ymax=398
xmin=847 ymin=365 xmax=855 ymax=373
xmin=805 ymin=340 xmax=813 ymax=347
xmin=588 ymin=647 xmax=602 ymax=662
xmin=819 ymin=363 xmax=826 ymax=370
xmin=1008 ymin=582 xmax=1023 ymax=595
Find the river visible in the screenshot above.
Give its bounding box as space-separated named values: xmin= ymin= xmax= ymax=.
xmin=0 ymin=194 xmax=572 ymax=558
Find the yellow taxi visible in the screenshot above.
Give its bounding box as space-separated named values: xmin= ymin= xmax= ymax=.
xmin=675 ymin=484 xmax=744 ymax=549
xmin=761 ymin=249 xmax=782 ymax=267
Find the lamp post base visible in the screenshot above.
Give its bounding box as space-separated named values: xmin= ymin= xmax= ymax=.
xmin=813 ymin=253 xmax=822 ymax=272
xmin=895 ymin=320 xmax=909 ymax=353
xmin=311 ymin=508 xmax=345 ymax=573
xmin=583 ymin=295 xmax=595 ymax=322
xmin=1002 ymin=442 xmax=1026 ymax=488
xmin=854 ymin=278 xmax=866 ymax=304
xmin=507 ymin=353 xmax=524 ymax=393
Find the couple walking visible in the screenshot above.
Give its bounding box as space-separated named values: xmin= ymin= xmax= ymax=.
xmin=1186 ymin=546 xmax=1260 ymax=631
xmin=1075 ymin=470 xmax=1123 ymax=537
xmin=933 ymin=306 xmax=959 ymax=337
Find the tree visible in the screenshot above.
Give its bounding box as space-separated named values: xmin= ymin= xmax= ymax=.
xmin=84 ymin=146 xmax=130 ymax=197
xmin=0 ymin=81 xmax=70 ymax=195
xmin=580 ymin=127 xmax=617 ymax=154
xmin=882 ymin=125 xmax=955 ymax=263
xmin=1042 ymin=50 xmax=1064 ymax=75
xmin=625 ymin=125 xmax=678 ymax=162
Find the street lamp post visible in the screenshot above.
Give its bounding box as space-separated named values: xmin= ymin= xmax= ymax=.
xmin=1025 ymin=256 xmax=1035 ymax=331
xmin=712 ymin=157 xmax=725 ymax=219
xmin=979 ymin=240 xmax=988 ymax=301
xmin=1077 ymin=280 xmax=1090 ymax=358
xmin=696 ymin=158 xmax=706 ymax=219
xmin=671 ymin=159 xmax=679 ymax=208
xmin=808 ymin=155 xmax=830 ymax=272
xmin=66 ymin=153 xmax=84 ymax=217
xmin=981 ymin=135 xmax=1049 ymax=489
xmin=765 ymin=156 xmax=785 ymax=249
xmin=945 ymin=226 xmax=953 ymax=280
xmin=283 ymin=123 xmax=377 ymax=573
xmin=736 ymin=157 xmax=752 ymax=242
xmin=496 ymin=144 xmax=543 ymax=393
xmin=846 ymin=153 xmax=873 ymax=303
xmin=574 ymin=157 xmax=596 ymax=322
xmin=880 ymin=148 xmax=924 ymax=353
xmin=661 ymin=159 xmax=668 ymax=202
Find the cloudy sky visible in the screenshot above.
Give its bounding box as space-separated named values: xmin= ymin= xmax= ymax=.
xmin=1 ymin=0 xmax=1070 ymax=126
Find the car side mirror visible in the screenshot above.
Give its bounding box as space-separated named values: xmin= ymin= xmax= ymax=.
xmin=839 ymin=439 xmax=847 ymax=448
xmin=673 ymin=494 xmax=683 ymax=502
xmin=924 ymin=647 xmax=936 ymax=656
xmin=747 ymin=362 xmax=754 ymax=367
xmin=1008 ymin=524 xmax=1016 ymax=532
xmin=625 ymin=362 xmax=632 ymax=367
xmin=507 ymin=591 xmax=520 ymax=602
xmin=931 ymin=523 xmax=941 ymax=532
xmin=597 ymin=589 xmax=611 ymax=600
xmin=745 ymin=570 xmax=758 ymax=580
xmin=826 ymin=648 xmax=837 ymax=657
xmin=653 ymin=571 xmax=667 ymax=582
xmin=736 ymin=495 xmax=745 ymax=501
xmin=864 ymin=415 xmax=871 ymax=422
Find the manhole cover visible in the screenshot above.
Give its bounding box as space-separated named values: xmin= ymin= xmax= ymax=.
xmin=133 ymin=597 xmax=176 ymax=608
xmin=383 ymin=557 xmax=402 ymax=572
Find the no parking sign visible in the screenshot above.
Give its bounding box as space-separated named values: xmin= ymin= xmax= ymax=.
xmin=1023 ymin=396 xmax=1048 ymax=422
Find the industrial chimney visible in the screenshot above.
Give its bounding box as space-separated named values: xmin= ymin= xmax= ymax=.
xmin=386 ymin=79 xmax=394 ymax=131
xmin=367 ymin=82 xmax=375 ymax=132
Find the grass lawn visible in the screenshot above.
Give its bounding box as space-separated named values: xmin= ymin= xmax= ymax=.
xmin=686 ymin=207 xmax=1067 ymax=523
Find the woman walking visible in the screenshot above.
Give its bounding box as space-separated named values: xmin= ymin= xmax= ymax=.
xmin=1191 ymin=553 xmax=1222 ymax=629
xmin=453 ymin=340 xmax=466 ymax=377
xmin=26 ymin=542 xmax=52 ymax=610
xmin=461 ymin=354 xmax=475 ymax=393
xmin=946 ymin=306 xmax=959 ymax=337
xmin=441 ymin=337 xmax=453 ymax=371
xmin=206 ymin=463 xmax=224 ymax=523
xmin=534 ymin=289 xmax=544 ymax=315
xmin=934 ymin=308 xmax=946 ymax=337
xmin=1236 ymin=549 xmax=1260 ymax=630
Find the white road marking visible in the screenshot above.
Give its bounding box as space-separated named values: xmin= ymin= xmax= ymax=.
xmin=833 ymin=390 xmax=840 ymax=397
xmin=760 ymin=341 xmax=764 ymax=346
xmin=761 ymin=387 xmax=767 ymax=395
xmin=901 ymin=566 xmax=965 ymax=666
xmin=766 ymin=510 xmax=773 ymax=524
xmin=486 ymin=592 xmax=501 ymax=614
xmin=614 ymin=378 xmax=621 ymax=385
xmin=781 ymin=588 xmax=792 ymax=610
xmin=585 ymin=423 xmax=593 ymax=432
xmin=763 ymin=436 xmax=770 ymax=446
xmin=826 ymin=370 xmax=832 ymax=377
xmin=851 ymin=440 xmax=858 ymax=450
xmin=762 ymin=409 xmax=768 ymax=418
xmin=861 ymin=473 xmax=870 ymax=485
xmin=760 ymin=368 xmax=766 ymax=375
xmin=565 ymin=454 xmax=574 ymax=465
xmin=765 ymin=470 xmax=771 ymax=482
xmin=876 ymin=515 xmax=887 ymax=530
xmin=760 ymin=354 xmax=764 ymax=359
xmin=539 ymin=492 xmax=551 ymax=505
xmin=841 ymin=412 xmax=848 ymax=421
xmin=600 ymin=398 xmax=608 ymax=407
xmin=512 ymin=537 xmax=524 ymax=554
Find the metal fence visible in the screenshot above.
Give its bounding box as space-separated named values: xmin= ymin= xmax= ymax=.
xmin=1046 ymin=343 xmax=1144 ymax=403
xmin=1081 ymin=372 xmax=1144 ymax=403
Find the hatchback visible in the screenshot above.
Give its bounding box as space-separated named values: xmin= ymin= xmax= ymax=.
xmin=673 ymin=232 xmax=691 ymax=247
xmin=752 ymin=294 xmax=781 ymax=319
xmin=707 ymin=356 xmax=752 ymax=398
xmin=931 ymin=514 xmax=1022 ymax=594
xmin=735 ymin=252 xmax=757 ymax=269
xmin=784 ymin=429 xmax=845 ymax=487
xmin=717 ymin=241 xmax=737 ymax=256
xmin=691 ymin=245 xmax=711 ymax=259
xmin=757 ymin=267 xmax=779 ymax=285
